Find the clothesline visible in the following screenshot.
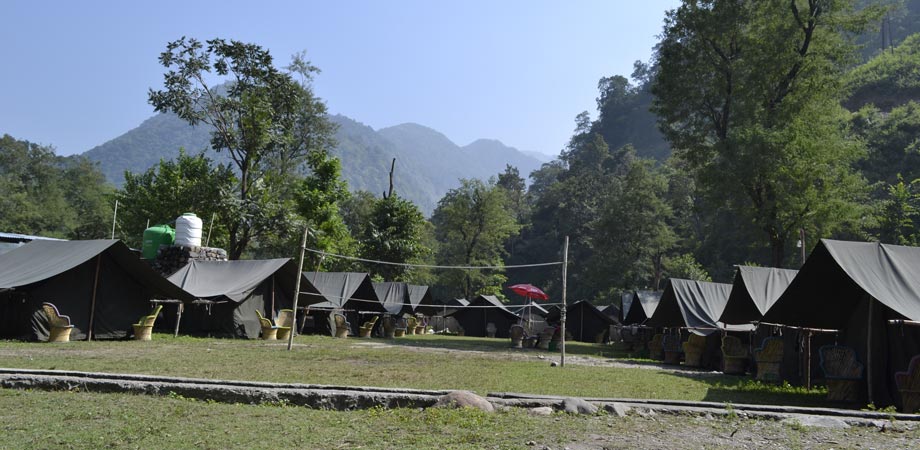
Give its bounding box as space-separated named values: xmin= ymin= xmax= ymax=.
xmin=303 ymin=247 xmax=563 ymax=270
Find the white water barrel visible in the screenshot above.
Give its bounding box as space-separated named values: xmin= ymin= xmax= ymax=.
xmin=175 ymin=213 xmax=203 ymax=247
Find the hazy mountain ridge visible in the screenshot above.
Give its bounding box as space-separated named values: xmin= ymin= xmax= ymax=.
xmin=82 ymin=113 xmax=542 ymax=215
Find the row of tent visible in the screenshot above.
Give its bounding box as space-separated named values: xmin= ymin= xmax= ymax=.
xmin=0 ymin=239 xmax=440 ymax=341
xmin=617 ymin=239 xmax=920 ymax=409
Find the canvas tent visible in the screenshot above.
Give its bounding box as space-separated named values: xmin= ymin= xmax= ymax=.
xmin=372 ymin=282 xmax=411 ymax=315
xmin=167 ymin=258 xmax=314 ymax=339
xmin=599 ymin=304 xmax=621 ymax=321
xmin=621 ymin=290 xmax=662 ymax=325
xmin=302 ymin=272 xmax=380 ymax=312
xmin=407 ymin=284 xmax=436 ymax=315
xmin=646 ymin=279 xmax=747 ymax=334
xmin=720 ymin=266 xmax=799 ymax=324
xmin=546 ymin=300 xmax=618 ymax=343
xmin=0 ymin=239 xmax=194 ymax=341
xmin=447 ymin=295 xmax=520 ymax=338
xmin=763 ymin=239 xmax=920 ymax=407
xmin=301 ymin=272 xmax=383 ymax=335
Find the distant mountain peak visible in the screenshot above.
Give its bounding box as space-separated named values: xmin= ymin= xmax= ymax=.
xmin=82 ymin=113 xmax=543 ymax=215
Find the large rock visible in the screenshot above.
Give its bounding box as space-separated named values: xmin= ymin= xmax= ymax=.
xmin=433 ymin=391 xmax=495 ymax=413
xmin=562 ymin=397 xmax=597 ymax=415
xmin=781 ymin=416 xmax=850 ymax=429
xmin=604 ymin=402 xmax=630 ymax=417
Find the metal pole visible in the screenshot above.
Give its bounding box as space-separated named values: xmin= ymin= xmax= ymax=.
xmin=205 ymin=212 xmax=216 ymax=247
xmin=287 ymin=227 xmax=310 ymax=351
xmin=561 ymin=236 xmax=569 ymax=367
xmin=111 ymin=200 xmax=119 ymax=239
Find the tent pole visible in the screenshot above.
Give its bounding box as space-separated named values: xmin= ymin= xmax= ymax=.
xmin=87 ymin=255 xmax=101 ymax=341
xmin=270 ymin=274 xmax=275 ymax=317
xmin=561 ymin=236 xmax=569 ymax=367
xmin=867 ymin=296 xmax=874 ymax=405
xmin=174 ymin=302 xmax=183 ymax=338
xmin=287 ymin=226 xmax=310 ymax=351
xmin=805 ymin=331 xmax=812 ymax=390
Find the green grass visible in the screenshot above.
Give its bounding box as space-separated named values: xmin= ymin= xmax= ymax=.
xmin=0 ymin=334 xmax=826 ymax=406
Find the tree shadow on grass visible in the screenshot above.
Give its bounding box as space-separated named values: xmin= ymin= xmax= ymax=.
xmin=380 ymin=335 xmax=634 ymax=359
xmin=663 ymin=370 xmax=834 ymax=408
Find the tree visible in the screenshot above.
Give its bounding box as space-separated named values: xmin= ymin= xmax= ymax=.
xmin=149 ymin=38 xmax=337 ymax=259
xmin=431 ymin=178 xmax=520 ymax=299
xmin=0 ymin=134 xmax=112 ymax=239
xmin=292 ymin=146 xmax=356 ymax=271
xmin=116 ymin=151 xmax=235 ymax=248
xmin=360 ymin=194 xmax=429 ymax=281
xmin=590 ymin=153 xmax=677 ymax=290
xmin=652 ymin=0 xmax=878 ymax=267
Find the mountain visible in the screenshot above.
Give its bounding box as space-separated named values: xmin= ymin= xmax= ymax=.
xmin=82 ymin=113 xmax=542 ymax=215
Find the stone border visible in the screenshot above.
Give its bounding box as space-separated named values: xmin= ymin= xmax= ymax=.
xmin=1 ymin=368 xmax=916 ymax=426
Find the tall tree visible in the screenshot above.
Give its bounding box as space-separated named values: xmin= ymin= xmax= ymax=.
xmin=149 ymin=38 xmax=336 ymax=259
xmin=360 ymin=194 xmax=429 ymax=281
xmin=431 ymin=178 xmax=520 ymax=299
xmin=116 ymin=151 xmax=235 ymax=248
xmin=652 ymin=0 xmax=878 ymax=266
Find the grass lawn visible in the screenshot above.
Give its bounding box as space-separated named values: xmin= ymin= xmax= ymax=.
xmin=0 ymin=333 xmax=826 ymax=407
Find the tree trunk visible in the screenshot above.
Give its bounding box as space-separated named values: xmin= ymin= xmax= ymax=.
xmin=770 ymin=233 xmax=785 ymax=268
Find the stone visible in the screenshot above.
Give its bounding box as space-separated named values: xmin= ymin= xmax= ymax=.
xmin=529 ymin=406 xmax=554 ymax=416
xmin=562 ymin=397 xmax=597 ymax=415
xmin=550 ymin=361 xmax=558 ymax=367
xmin=433 ymin=390 xmax=494 ymax=413
xmin=604 ymin=402 xmax=630 ymax=417
xmin=781 ymin=416 xmax=850 ymax=429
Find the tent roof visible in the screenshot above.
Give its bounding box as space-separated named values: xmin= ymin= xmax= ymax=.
xmin=721 ymin=266 xmax=798 ymax=324
xmin=546 ymin=300 xmax=618 ymax=325
xmin=407 ymin=284 xmax=437 ymax=314
xmin=372 ymin=282 xmax=410 ymax=315
xmin=302 ymin=272 xmax=382 ymax=311
xmin=168 ymin=259 xmax=306 ymax=303
xmin=764 ymin=239 xmax=920 ymax=328
xmin=512 ymin=301 xmax=549 ymax=317
xmin=449 ymin=295 xmax=520 ymax=321
xmin=622 ymin=290 xmax=661 ymax=324
xmin=647 ymin=279 xmax=750 ymax=335
xmin=0 ymin=239 xmax=194 ymax=301
xmin=447 ymin=298 xmax=469 ymax=308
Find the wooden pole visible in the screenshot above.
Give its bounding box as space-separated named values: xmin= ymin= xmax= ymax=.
xmin=111 ymin=200 xmax=118 ymax=239
xmin=561 ymin=236 xmax=569 ymax=367
xmin=87 ymin=255 xmax=102 ymax=341
xmin=287 ymin=226 xmax=311 ymax=351
xmin=173 ymin=302 xmax=183 ymax=338
xmin=805 ymin=331 xmax=812 ymax=390
xmin=867 ymin=296 xmax=874 ymax=405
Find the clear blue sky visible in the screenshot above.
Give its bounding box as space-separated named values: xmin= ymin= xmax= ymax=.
xmin=1 ymin=0 xmax=680 ymax=158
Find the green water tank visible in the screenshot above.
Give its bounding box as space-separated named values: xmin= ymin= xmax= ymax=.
xmin=142 ymin=224 xmax=175 ymax=259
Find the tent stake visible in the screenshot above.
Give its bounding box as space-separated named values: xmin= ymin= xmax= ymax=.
xmin=87 ymin=255 xmax=101 ymax=341
xmin=560 ymin=236 xmax=569 ymax=367
xmin=287 ymin=226 xmax=311 ymax=351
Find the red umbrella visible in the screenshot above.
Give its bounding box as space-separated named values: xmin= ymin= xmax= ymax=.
xmin=507 ymin=284 xmax=548 ymax=301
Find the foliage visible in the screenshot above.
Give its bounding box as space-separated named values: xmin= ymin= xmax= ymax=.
xmin=652 ymin=0 xmax=877 ymax=267
xmin=289 ymin=146 xmax=356 ymax=270
xmin=847 ymin=32 xmax=920 ymax=111
xmin=359 ymin=193 xmax=429 ymax=281
xmin=664 ymin=253 xmax=712 ymax=282
xmin=116 ymin=150 xmax=235 ymax=248
xmin=431 ymin=178 xmax=520 ymax=299
xmin=148 ymin=37 xmax=337 ymax=259
xmin=876 ymin=175 xmax=920 ymax=245
xmin=593 ymin=64 xmax=670 ymax=161
xmin=589 ymin=152 xmax=676 ymax=290
xmin=0 ymin=134 xmax=112 ymax=239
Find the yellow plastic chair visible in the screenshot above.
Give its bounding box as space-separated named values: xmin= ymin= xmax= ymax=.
xmin=42 ymin=302 xmax=74 ymax=343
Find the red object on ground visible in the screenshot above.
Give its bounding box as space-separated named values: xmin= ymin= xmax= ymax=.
xmin=507 ymin=283 xmax=549 ymax=301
